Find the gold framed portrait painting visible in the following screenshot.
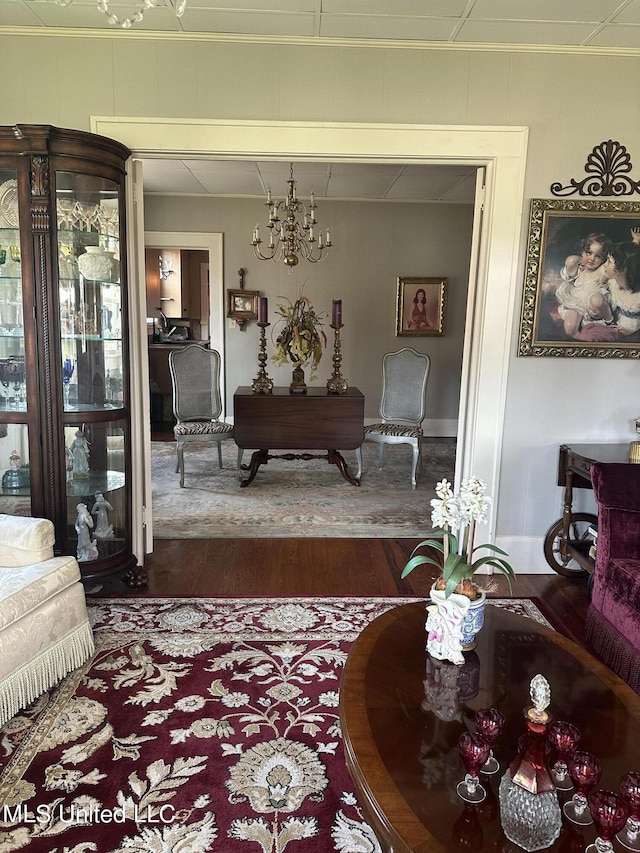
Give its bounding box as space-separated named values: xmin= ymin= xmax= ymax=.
xmin=518 ymin=198 xmax=640 ymax=358
xmin=396 ymin=277 xmax=446 ymax=337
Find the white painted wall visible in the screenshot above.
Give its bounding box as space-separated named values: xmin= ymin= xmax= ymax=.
xmin=5 ymin=31 xmax=640 ymax=571
xmin=144 ymin=195 xmax=474 ymax=433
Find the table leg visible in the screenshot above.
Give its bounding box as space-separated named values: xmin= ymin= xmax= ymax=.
xmin=239 ymin=449 xmax=269 ymax=487
xmin=560 ymin=469 xmax=574 ymax=562
xmin=328 ymin=449 xmax=361 ymax=486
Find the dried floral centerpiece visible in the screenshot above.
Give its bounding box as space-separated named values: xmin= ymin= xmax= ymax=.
xmin=271 ymin=295 xmax=327 ymax=387
xmin=401 ymin=476 xmax=516 ymax=599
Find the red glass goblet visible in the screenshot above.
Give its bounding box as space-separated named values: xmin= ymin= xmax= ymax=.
xmin=617 ymin=771 xmax=640 ymax=851
xmin=586 ymin=790 xmax=629 ymax=853
xmin=564 ymin=751 xmax=602 ymax=825
xmin=548 ymin=720 xmax=581 ymax=791
xmin=457 ymin=731 xmax=491 ymax=804
xmin=474 ymin=707 xmax=505 ymax=776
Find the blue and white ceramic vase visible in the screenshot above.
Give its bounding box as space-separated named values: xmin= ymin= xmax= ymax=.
xmin=460 ymin=588 xmax=486 ymax=651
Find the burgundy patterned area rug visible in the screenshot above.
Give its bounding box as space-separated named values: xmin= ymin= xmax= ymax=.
xmin=0 ymin=597 xmax=550 ymax=852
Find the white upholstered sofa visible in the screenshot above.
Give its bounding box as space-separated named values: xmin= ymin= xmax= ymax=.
xmin=0 ymin=513 xmax=94 ymax=727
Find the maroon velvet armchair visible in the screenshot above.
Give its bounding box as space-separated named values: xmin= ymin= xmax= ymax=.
xmin=584 ymin=462 xmax=640 ymax=693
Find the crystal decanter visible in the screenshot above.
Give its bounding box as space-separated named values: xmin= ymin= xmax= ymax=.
xmin=498 ymin=674 xmax=562 ymax=852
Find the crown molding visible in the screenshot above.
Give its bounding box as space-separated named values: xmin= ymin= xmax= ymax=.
xmin=1 ymin=24 xmax=640 ymax=57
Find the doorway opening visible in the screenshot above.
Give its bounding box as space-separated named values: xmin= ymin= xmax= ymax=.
xmin=104 ymin=119 xmax=527 ymax=551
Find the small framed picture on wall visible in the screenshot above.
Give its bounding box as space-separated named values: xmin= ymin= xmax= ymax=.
xmin=396 ymin=277 xmax=447 ymax=336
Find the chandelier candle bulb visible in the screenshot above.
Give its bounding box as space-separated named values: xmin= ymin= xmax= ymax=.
xmin=258 ymin=297 xmax=268 ymax=324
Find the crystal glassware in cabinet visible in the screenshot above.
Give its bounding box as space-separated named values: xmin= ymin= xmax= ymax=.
xmin=0 ymin=125 xmax=143 ymax=587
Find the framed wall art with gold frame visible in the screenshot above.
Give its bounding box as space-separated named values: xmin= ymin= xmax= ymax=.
xmin=396 ymin=276 xmax=446 ymax=336
xmin=226 ymin=289 xmax=259 ymax=331
xmin=518 ymin=197 xmax=640 ymax=358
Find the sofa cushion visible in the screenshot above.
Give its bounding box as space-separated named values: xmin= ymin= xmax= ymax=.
xmin=0 ymin=555 xmax=80 ymax=631
xmin=0 ymin=514 xmax=55 ymax=567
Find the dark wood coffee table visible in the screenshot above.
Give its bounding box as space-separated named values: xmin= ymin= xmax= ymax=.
xmin=340 ymin=601 xmax=640 ymax=853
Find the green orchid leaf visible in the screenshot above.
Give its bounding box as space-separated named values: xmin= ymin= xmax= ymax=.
xmin=400 ymin=554 xmax=443 ymax=578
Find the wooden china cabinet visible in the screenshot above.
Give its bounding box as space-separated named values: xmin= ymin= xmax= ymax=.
xmin=0 ymin=125 xmax=142 ymax=586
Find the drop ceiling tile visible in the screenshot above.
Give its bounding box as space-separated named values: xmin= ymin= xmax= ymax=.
xmin=188 ymin=0 xmax=314 ymax=8
xmin=326 ymin=174 xmax=400 ymax=198
xmin=323 ymin=0 xmax=468 ymax=14
xmin=320 ymin=14 xmax=458 ymax=41
xmin=456 ymin=19 xmax=597 ymax=45
xmin=611 ymin=1 xmax=640 ymax=24
xmin=467 ymin=0 xmax=621 ymax=23
xmin=176 ymin=8 xmax=315 ymax=36
xmin=0 ymin=2 xmax=45 ymax=25
xmin=330 ymin=162 xmax=401 ymax=177
xmin=190 ymin=171 xmax=265 ymax=195
xmin=141 ymin=161 xmax=208 ymax=194
xmin=440 ymin=173 xmax=477 ymax=203
xmin=23 ymin=0 xmax=179 ymax=29
xmin=588 ymin=24 xmax=640 ymax=47
xmin=386 ymin=172 xmax=469 ymax=200
xmin=183 ymin=159 xmax=259 ymax=173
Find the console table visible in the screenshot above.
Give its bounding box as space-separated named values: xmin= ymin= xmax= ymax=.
xmin=543 ymin=442 xmax=631 ymax=577
xmin=340 ymin=601 xmax=640 ymax=853
xmin=233 ymin=386 xmax=364 ymax=487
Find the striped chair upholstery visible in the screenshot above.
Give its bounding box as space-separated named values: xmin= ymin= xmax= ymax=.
xmin=356 ymin=348 xmax=430 ymax=489
xmin=169 ymin=345 xmax=236 ymax=487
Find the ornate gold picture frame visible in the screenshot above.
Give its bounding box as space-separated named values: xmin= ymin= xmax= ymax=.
xmin=396 ymin=277 xmax=446 ymax=336
xmin=519 ymin=198 xmax=640 ymax=358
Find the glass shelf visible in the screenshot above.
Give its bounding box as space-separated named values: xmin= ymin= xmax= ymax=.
xmin=66 ymin=469 xmax=125 ymax=496
xmin=61 ymin=334 xmax=123 ymax=343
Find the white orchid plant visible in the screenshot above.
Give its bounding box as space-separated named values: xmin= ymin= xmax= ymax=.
xmin=401 ymin=476 xmax=516 ymax=599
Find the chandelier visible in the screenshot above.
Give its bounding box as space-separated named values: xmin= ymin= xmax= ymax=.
xmin=251 ymin=164 xmax=333 ymax=268
xmin=54 ymin=0 xmax=186 ymax=29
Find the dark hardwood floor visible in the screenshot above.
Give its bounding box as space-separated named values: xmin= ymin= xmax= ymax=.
xmin=94 ymin=536 xmax=592 ymax=646
xmin=125 ymin=429 xmax=591 ymax=642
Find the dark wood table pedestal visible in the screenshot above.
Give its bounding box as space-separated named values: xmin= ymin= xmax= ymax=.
xmin=240 ymin=448 xmax=359 ymax=487
xmin=233 ymin=386 xmax=365 ymax=487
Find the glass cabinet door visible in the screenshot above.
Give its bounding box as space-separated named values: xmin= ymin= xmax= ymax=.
xmin=0 ymin=167 xmax=29 ymax=516
xmin=56 ymin=172 xmax=123 ymax=414
xmin=0 ymin=167 xmax=25 ymax=412
xmin=55 ymin=171 xmax=130 ymax=570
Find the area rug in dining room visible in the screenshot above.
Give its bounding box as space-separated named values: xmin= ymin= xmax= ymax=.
xmin=151 ymin=438 xmax=456 ymax=538
xmin=0 ymin=596 xmax=550 ymax=853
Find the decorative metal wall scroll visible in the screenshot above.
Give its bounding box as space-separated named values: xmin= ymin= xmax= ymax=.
xmin=551 ymin=140 xmax=640 ymax=197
